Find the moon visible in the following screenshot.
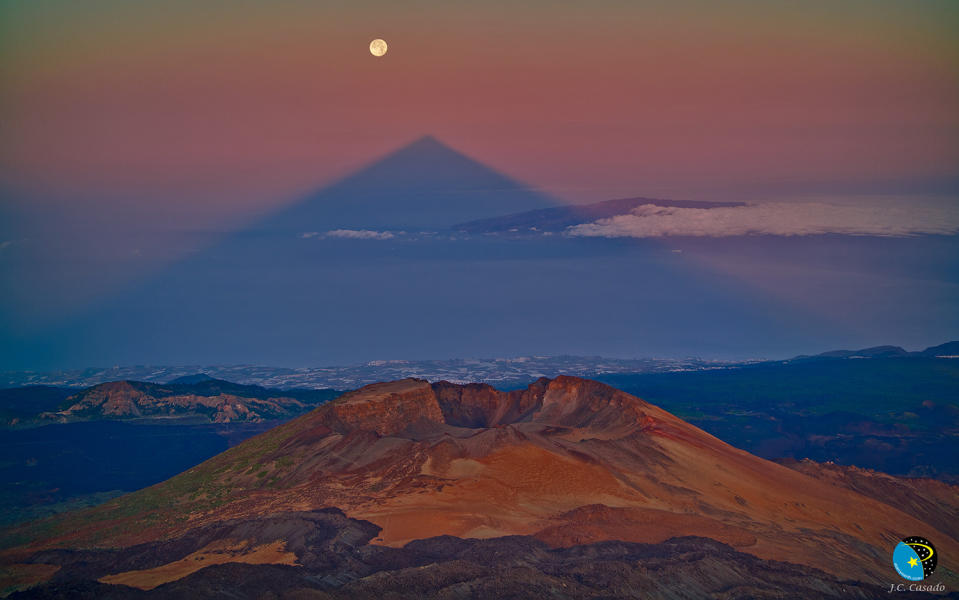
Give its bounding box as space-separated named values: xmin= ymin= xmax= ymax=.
xmin=369 ymin=39 xmax=388 ymax=57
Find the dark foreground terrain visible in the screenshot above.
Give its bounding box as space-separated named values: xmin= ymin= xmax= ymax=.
xmin=4 ymin=509 xmax=912 ymax=600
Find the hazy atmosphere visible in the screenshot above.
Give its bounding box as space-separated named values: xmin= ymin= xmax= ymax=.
xmin=2 ymin=0 xmax=958 ymax=366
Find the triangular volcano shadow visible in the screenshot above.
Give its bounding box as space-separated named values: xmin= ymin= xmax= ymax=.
xmin=31 ymin=137 xmax=835 ymax=368
xmin=256 ymin=135 xmax=557 ymax=233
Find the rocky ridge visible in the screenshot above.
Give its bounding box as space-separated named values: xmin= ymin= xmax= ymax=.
xmin=4 ymin=377 xmax=957 ymax=592
xmin=39 ymin=380 xmax=338 ymax=424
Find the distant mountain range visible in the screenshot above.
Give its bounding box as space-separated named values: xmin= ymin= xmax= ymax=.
xmin=6 ymin=376 xmax=957 ymax=597
xmin=3 ymin=342 xmax=955 ymax=390
xmin=1 ymin=378 xmax=339 ymax=427
xmin=788 ymin=340 xmax=959 ymax=361
xmin=454 ymin=196 xmax=745 ymax=234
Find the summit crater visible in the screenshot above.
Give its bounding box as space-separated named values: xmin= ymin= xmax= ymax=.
xmin=6 ymin=377 xmax=958 ymax=588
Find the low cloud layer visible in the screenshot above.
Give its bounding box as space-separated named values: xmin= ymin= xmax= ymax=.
xmin=565 ymin=200 xmax=959 ymax=239
xmin=306 ymin=229 xmax=396 ymax=240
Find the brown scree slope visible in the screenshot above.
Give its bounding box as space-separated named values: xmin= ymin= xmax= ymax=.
xmin=7 ymin=376 xmax=957 ymax=587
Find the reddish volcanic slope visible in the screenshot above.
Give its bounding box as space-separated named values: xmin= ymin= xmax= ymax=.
xmin=10 ymin=377 xmax=959 ymax=586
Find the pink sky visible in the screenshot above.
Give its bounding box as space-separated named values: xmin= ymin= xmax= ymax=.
xmin=2 ymin=0 xmax=957 ymax=220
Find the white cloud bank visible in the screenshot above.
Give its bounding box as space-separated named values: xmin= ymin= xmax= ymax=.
xmin=565 ymin=200 xmax=959 ymax=239
xmin=324 ymin=229 xmax=395 ymax=240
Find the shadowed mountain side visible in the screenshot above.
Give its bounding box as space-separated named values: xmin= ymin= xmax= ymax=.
xmin=257 ymin=135 xmax=556 ymax=232
xmin=7 ymin=377 xmax=957 ymax=588
xmin=34 ymin=233 xmax=831 ymax=368
xmin=3 ymin=135 xmax=859 ymax=369
xmin=780 ymin=459 xmax=959 ymax=541
xmin=9 ymin=135 xmax=958 ymax=368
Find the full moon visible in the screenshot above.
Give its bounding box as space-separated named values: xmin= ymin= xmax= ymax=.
xmin=369 ymin=39 xmax=388 ymax=57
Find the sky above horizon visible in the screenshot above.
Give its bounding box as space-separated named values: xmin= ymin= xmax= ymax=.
xmin=2 ymin=1 xmax=958 ymax=211
xmin=1 ymin=1 xmax=958 ymax=368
